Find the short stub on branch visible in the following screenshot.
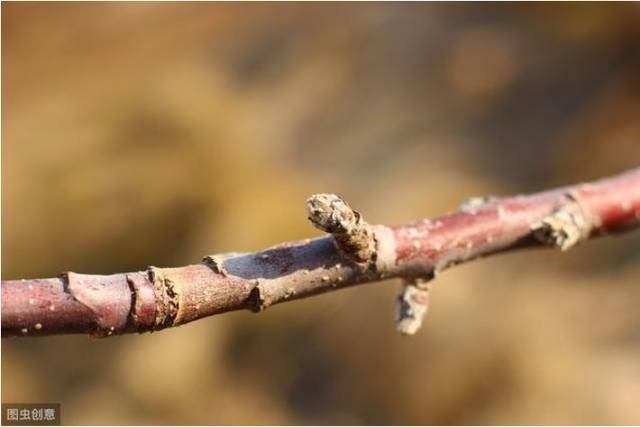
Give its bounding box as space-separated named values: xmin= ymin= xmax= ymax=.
xmin=306 ymin=193 xmax=436 ymax=336
xmin=306 ymin=193 xmax=376 ymax=264
xmin=531 ymin=194 xmax=593 ymax=251
xmin=395 ymin=278 xmax=431 ymax=336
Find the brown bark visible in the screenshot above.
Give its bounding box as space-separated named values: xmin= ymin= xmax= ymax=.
xmin=2 ymin=168 xmax=640 ymax=338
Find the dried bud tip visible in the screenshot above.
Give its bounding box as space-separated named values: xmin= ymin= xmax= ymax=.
xmin=395 ymin=281 xmax=430 ymax=336
xmin=306 ymin=193 xmax=357 ymax=233
xmin=531 ymin=196 xmax=591 ymax=251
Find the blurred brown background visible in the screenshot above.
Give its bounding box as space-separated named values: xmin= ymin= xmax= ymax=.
xmin=2 ymin=2 xmax=640 ymax=425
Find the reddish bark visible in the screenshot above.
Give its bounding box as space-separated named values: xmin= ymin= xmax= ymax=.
xmin=2 ymin=168 xmax=639 ymax=338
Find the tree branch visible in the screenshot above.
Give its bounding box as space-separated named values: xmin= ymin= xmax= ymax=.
xmin=3 ymin=168 xmax=639 ymax=338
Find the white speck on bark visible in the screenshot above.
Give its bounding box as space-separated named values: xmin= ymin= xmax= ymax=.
xmin=460 ymin=196 xmax=494 ymax=214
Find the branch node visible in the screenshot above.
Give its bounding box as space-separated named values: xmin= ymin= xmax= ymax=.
xmin=147 ymin=266 xmax=179 ymax=330
xmin=531 ymin=194 xmax=592 ymax=251
xmin=126 ymin=272 xmax=156 ymax=331
xmin=395 ymin=278 xmax=431 ymax=336
xmin=306 ymin=193 xmax=375 ymax=264
xmin=248 ymin=279 xmax=270 ymax=312
xmin=64 ymin=272 xmax=131 ymax=337
xmin=202 ymin=255 xmax=228 ymax=277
